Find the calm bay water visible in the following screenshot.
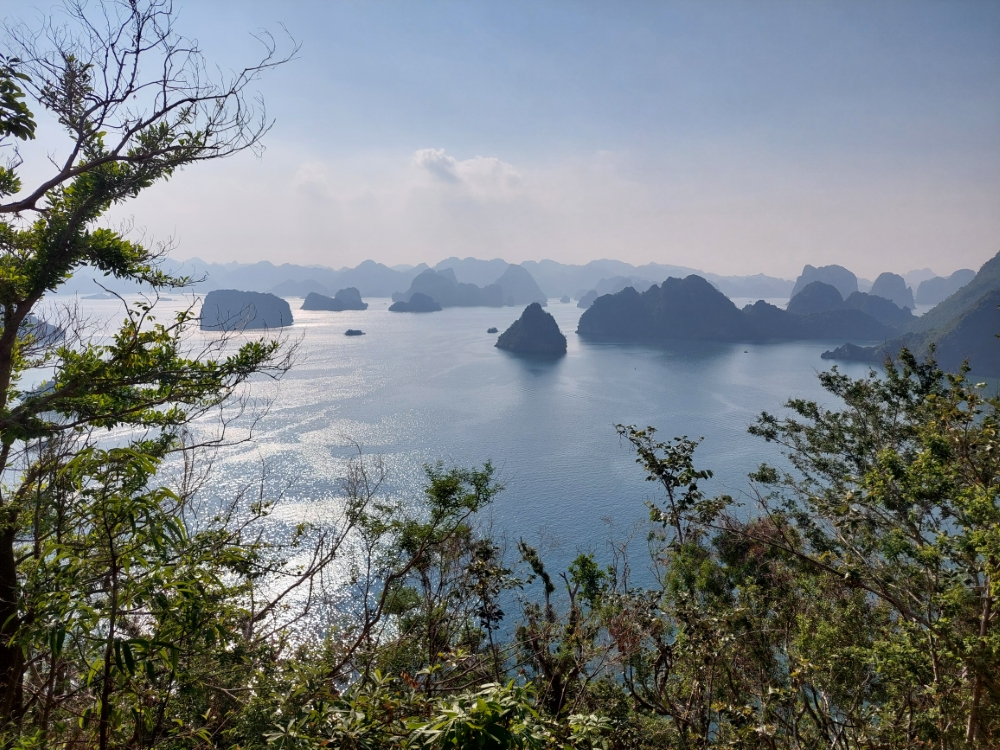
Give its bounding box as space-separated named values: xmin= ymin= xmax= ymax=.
xmin=49 ymin=294 xmax=878 ymax=571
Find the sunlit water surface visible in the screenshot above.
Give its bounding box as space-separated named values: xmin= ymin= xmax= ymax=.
xmin=38 ymin=293 xmax=892 ymax=576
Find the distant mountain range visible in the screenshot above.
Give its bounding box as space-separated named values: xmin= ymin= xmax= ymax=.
xmin=57 ymin=255 xmax=798 ymax=300
xmin=57 ymin=254 xmax=973 ymax=310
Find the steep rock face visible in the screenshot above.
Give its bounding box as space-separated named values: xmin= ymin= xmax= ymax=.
xmin=930 ymin=289 xmax=1000 ymax=376
xmin=393 ymin=269 xmax=503 ymax=307
xmin=578 ymin=276 xmax=751 ymax=341
xmin=790 ymin=264 xmax=859 ymax=299
xmin=577 ymin=290 xmax=598 ymax=309
xmin=301 ymin=287 xmax=368 ymax=311
xmin=916 ymin=269 xmax=976 ymax=306
xmin=786 ymin=282 xmax=912 ymax=328
xmin=743 ymin=300 xmax=807 ymax=339
xmin=577 ymin=286 xmax=651 ymax=338
xmin=786 ymin=281 xmax=843 ymax=315
xmin=493 ymin=264 xmax=548 ymax=306
xmin=388 ymin=292 xmax=441 ymax=312
xmin=743 ymin=300 xmax=894 ymax=341
xmin=200 ymin=290 xmax=293 ymax=330
xmin=333 ymin=287 xmax=367 ymax=309
xmin=796 ymin=309 xmax=894 ymax=340
xmin=823 ymin=252 xmax=1000 ymax=375
xmin=870 ymin=272 xmax=914 ymax=309
xmin=844 ymin=292 xmax=914 ymax=327
xmin=495 ymin=303 xmax=567 ymax=355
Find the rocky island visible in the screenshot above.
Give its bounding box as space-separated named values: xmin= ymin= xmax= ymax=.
xmin=301 ymin=287 xmax=368 ymax=311
xmin=577 ymin=289 xmax=598 ymax=309
xmin=493 ymin=264 xmax=548 ymax=306
xmin=577 ymin=273 xmax=901 ymax=342
xmin=200 ymin=290 xmax=293 ymax=330
xmin=388 ymin=292 xmax=442 ymax=312
xmin=393 ymin=269 xmax=503 ymax=307
xmin=495 ymin=303 xmax=567 ymax=355
xmin=823 ymin=251 xmax=1000 ymax=376
xmin=391 ymin=264 xmax=550 ymax=309
xmin=916 ymin=269 xmax=975 ymax=305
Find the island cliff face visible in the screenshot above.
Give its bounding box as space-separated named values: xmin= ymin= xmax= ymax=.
xmin=200 ymin=290 xmax=293 ymax=330
xmin=786 ymin=281 xmax=844 ymax=315
xmin=578 ymin=276 xmax=752 ymax=341
xmin=393 ymin=269 xmax=503 ymax=307
xmin=495 ymin=303 xmax=567 ymax=355
xmin=494 ymin=264 xmax=548 ymax=306
xmin=790 ymin=264 xmax=859 ymax=299
xmin=916 ymin=269 xmax=975 ymax=305
xmin=301 ymin=287 xmax=369 ymax=311
xmin=392 ymin=265 xmax=550 ymax=309
xmin=577 ymin=289 xmax=598 ymax=309
xmin=785 ymin=282 xmax=914 ymax=328
xmin=388 ymin=292 xmax=442 ymax=312
xmin=870 ymin=272 xmax=914 ymax=310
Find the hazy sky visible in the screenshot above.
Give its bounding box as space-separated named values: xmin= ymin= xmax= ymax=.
xmin=7 ymin=0 xmax=1000 ymax=278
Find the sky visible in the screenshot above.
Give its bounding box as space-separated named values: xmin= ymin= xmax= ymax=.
xmin=6 ymin=0 xmax=1000 ymax=278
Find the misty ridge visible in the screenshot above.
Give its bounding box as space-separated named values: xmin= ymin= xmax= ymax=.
xmin=57 ymin=253 xmax=968 ymax=305
xmin=79 ymin=245 xmax=995 ymax=379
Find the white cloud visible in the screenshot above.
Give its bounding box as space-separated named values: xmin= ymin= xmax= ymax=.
xmin=106 ymin=141 xmax=1000 ymax=278
xmin=413 ymin=148 xmax=522 ymax=196
xmin=292 ymin=161 xmax=334 ymax=199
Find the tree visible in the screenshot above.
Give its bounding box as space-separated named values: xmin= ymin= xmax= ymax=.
xmin=598 ymin=353 xmax=1000 ymax=748
xmin=0 ymin=0 xmax=298 ymax=742
xmin=746 ymin=352 xmax=1000 ymax=746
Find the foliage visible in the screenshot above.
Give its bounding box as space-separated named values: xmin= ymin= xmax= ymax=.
xmin=1 ymin=3 xmax=997 ymax=749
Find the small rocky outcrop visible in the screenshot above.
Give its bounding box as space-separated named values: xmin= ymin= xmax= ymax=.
xmin=487 ymin=327 xmax=498 ymax=333
xmin=560 ymin=295 xmax=570 ymax=304
xmin=870 ymin=273 xmax=914 ymax=310
xmin=388 ymin=292 xmax=442 ymax=312
xmin=301 ymin=287 xmax=368 ymax=311
xmin=496 ymin=303 xmax=567 ymax=355
xmin=345 ymin=329 xmax=365 ymax=336
xmin=200 ymin=290 xmax=293 ymax=330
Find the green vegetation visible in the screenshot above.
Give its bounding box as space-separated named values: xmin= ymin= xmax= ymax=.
xmin=1 ymin=3 xmax=997 ymax=748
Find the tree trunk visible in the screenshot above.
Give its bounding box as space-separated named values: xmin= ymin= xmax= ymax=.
xmin=966 ymin=582 xmax=992 ymax=744
xmin=0 ymin=522 xmax=23 ymax=725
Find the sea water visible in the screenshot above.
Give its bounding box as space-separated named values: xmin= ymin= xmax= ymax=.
xmin=42 ymin=294 xmax=881 ymax=574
